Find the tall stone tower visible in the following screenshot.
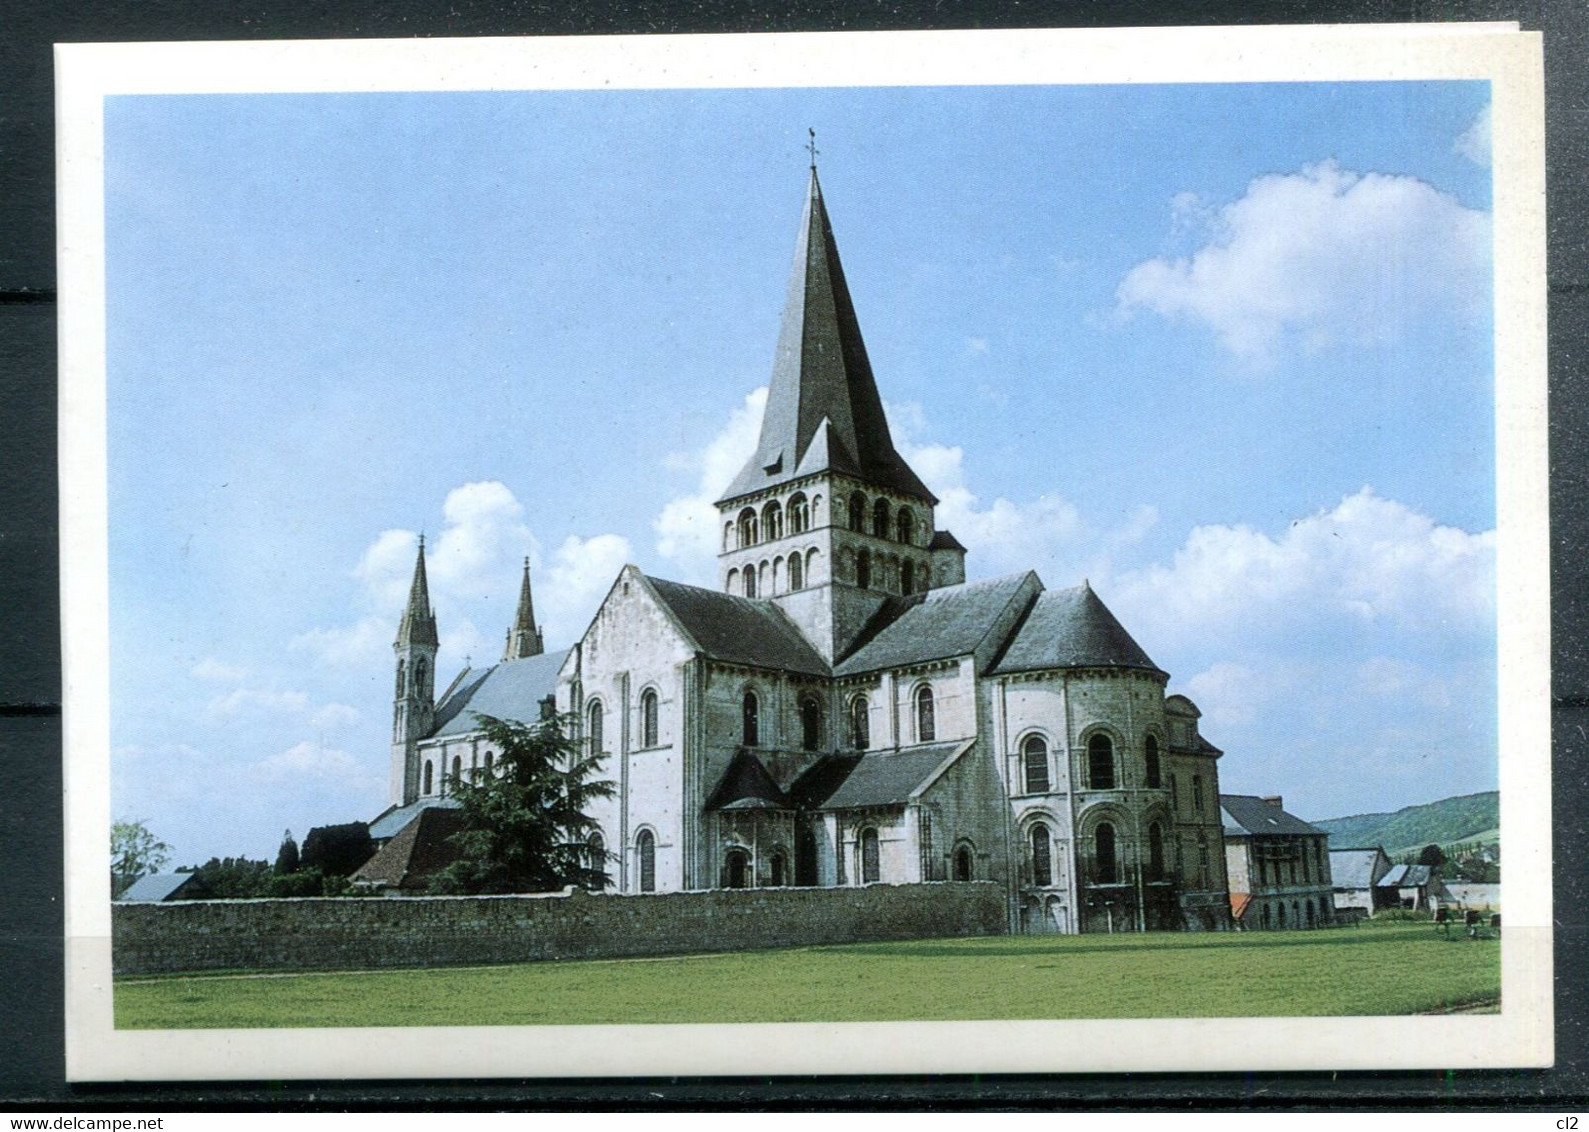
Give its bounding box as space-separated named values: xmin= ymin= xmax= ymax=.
xmin=502 ymin=557 xmax=545 ymax=660
xmin=715 ymin=165 xmax=963 ymax=662
xmin=391 ymin=536 xmax=439 ymax=805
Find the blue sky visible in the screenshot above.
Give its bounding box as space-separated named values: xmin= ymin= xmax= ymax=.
xmin=105 ymin=82 xmax=1496 ymax=865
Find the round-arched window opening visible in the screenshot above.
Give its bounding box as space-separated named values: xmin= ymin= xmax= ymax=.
xmin=914 ymin=684 xmax=935 ymax=743
xmin=859 ymin=828 xmax=880 ymax=884
xmin=849 ymin=492 xmax=867 ymax=533
xmin=849 ymin=695 xmax=870 ymax=750
xmin=1088 ymin=733 xmax=1116 ymax=789
xmin=637 ymin=829 xmax=656 ymax=893
xmin=741 ymin=690 xmax=759 ymax=747
xmin=1031 ymin=822 xmax=1052 ymax=886
xmin=725 ymin=847 xmax=751 ymax=889
xmin=954 ymin=843 xmax=974 ymax=882
xmin=800 ymin=697 xmax=821 ymax=751
xmin=1023 ymin=735 xmax=1050 ymax=794
xmin=1147 ymin=822 xmax=1165 ymax=881
xmin=1145 ymin=734 xmax=1162 ymax=789
xmin=1094 ymin=822 xmax=1118 ymax=884
xmin=640 ymin=688 xmax=659 ymax=748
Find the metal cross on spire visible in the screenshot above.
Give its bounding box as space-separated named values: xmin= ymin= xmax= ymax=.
xmin=806 ymin=127 xmax=819 ymax=169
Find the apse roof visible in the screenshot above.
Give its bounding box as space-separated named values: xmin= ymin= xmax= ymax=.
xmin=988 ymin=583 xmax=1162 ymax=676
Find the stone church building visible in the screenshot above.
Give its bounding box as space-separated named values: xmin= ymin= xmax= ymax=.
xmin=375 ymin=166 xmax=1234 ymax=934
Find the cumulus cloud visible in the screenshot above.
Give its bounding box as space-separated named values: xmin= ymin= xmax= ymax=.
xmin=203 ymin=687 xmax=310 ymax=723
xmin=190 ymin=657 xmax=246 ymax=683
xmin=251 ymin=740 xmax=381 ymax=790
xmin=1115 ymin=487 xmax=1494 ymax=644
xmin=1455 ymin=103 xmax=1491 ymax=166
xmin=308 ymin=702 xmax=360 ymax=730
xmin=1116 ymin=160 xmax=1490 ymax=364
xmin=544 ymin=533 xmax=634 ymax=639
xmin=290 ymin=615 xmax=391 ymax=670
xmin=654 ymin=386 xmax=767 ymax=581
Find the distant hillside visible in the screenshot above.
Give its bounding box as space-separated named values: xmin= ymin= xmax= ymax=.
xmin=1310 ymin=792 xmax=1498 ymax=856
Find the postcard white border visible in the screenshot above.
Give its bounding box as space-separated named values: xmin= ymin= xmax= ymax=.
xmin=59 ymin=24 xmax=1551 ymax=1080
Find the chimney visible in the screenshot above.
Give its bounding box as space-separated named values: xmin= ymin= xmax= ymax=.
xmin=1261 ymin=795 xmax=1284 ymax=808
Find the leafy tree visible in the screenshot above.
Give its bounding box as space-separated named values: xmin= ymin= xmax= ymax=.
xmin=429 ymin=712 xmax=615 ymax=895
xmin=1417 ymin=844 xmax=1447 ymax=868
xmin=274 ymin=830 xmax=300 ymax=875
xmin=181 ymin=856 xmax=270 ymax=898
xmin=110 ymin=819 xmax=171 ymax=897
xmin=300 ymin=822 xmax=374 ymax=877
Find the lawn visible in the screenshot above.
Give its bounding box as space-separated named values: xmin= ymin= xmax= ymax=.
xmin=114 ymin=923 xmax=1500 ymax=1029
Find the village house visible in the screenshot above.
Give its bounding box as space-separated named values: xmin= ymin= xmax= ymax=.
xmin=1221 ymin=794 xmax=1334 ymax=930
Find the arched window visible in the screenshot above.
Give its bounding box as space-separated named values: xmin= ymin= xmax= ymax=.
xmin=1199 ymin=844 xmax=1210 ymax=888
xmin=896 ymin=508 xmax=914 ymax=544
xmin=849 ymin=492 xmax=867 ymax=533
xmin=423 ymin=760 xmax=433 ymax=795
xmin=796 ymin=826 xmax=818 ymax=886
xmin=1148 ymin=822 xmax=1165 ymax=881
xmin=769 ymin=851 xmax=786 ymax=886
xmin=587 ymin=832 xmax=606 ymax=891
xmin=725 ymin=847 xmax=751 ymax=889
xmin=954 ymin=843 xmax=974 ymax=882
xmin=743 ymin=568 xmax=756 ymax=598
xmin=872 ymin=497 xmax=890 ymax=538
xmin=640 ymin=688 xmax=659 ymax=748
xmin=723 ymin=522 xmax=735 ymax=552
xmin=849 ymin=694 xmax=870 ymax=750
xmin=762 ymin=500 xmax=783 ymax=541
xmin=900 ymin=565 xmax=914 ymax=596
xmin=1261 ymin=903 xmax=1272 ymax=929
xmin=788 ymin=493 xmax=809 ymax=534
xmin=587 ymin=700 xmax=604 ymax=756
xmin=451 ymin=755 xmax=462 ymax=789
xmin=741 ymin=690 xmax=759 ymax=747
xmin=738 ymin=507 xmax=759 ymax=546
xmin=914 ymin=684 xmax=935 ymax=743
xmin=1031 ymin=822 xmax=1052 ymax=886
xmin=395 ymin=659 xmax=406 ymax=697
xmin=1095 ymin=823 xmax=1118 ymax=884
xmin=919 ymin=815 xmax=934 ymax=881
xmin=800 ymin=697 xmax=821 ymax=750
xmin=859 ymin=828 xmax=881 ymax=883
xmin=483 ymin=751 xmax=494 ymax=776
xmin=789 ymin=552 xmax=804 ymax=591
xmin=725 ymin=567 xmax=739 ymax=594
xmin=1145 ymin=735 xmax=1162 ymax=789
xmin=1023 ymin=735 xmax=1050 ymax=793
xmin=1088 ymin=734 xmax=1116 ymax=789
xmin=637 ymin=830 xmax=656 ymax=893
xmin=856 ymin=549 xmax=871 ymax=589
xmin=414 ymin=658 xmax=428 ymax=695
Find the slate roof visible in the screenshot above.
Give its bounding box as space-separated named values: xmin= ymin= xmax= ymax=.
xmin=1329 ymin=847 xmax=1389 ymax=889
xmin=1379 ymin=864 xmax=1436 ymax=888
xmin=646 ymin=576 xmax=829 ymax=676
xmin=430 ymin=649 xmax=570 ymax=737
xmin=351 ymin=805 xmax=468 ymax=891
xmin=722 ymin=169 xmax=935 ymax=506
xmin=118 ymin=872 xmax=206 ymax=902
xmin=928 ymin=530 xmax=966 ymax=552
xmin=704 ymin=750 xmax=792 ymax=811
xmin=368 ymin=797 xmax=460 ymax=841
xmin=834 ymin=572 xmax=1036 ymax=677
xmin=798 ymin=741 xmax=968 ymax=810
xmin=989 ymin=583 xmax=1162 ymax=676
xmin=1220 ymin=794 xmax=1329 ymax=838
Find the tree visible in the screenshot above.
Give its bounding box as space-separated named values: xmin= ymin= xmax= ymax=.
xmin=1417 ymin=844 xmax=1447 ymax=869
xmin=429 ymin=712 xmax=615 ymax=894
xmin=110 ymin=819 xmax=171 ymax=897
xmin=274 ymin=829 xmax=300 ymax=875
xmin=300 ymin=822 xmax=374 ymax=876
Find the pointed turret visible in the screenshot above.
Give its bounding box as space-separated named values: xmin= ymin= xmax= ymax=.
xmin=395 ymin=536 xmax=439 ymax=648
xmin=720 ymin=168 xmax=935 ymax=506
xmin=504 ymin=557 xmax=545 ymax=660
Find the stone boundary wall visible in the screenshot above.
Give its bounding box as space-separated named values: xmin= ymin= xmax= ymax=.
xmin=113 ymin=881 xmax=1007 ymax=975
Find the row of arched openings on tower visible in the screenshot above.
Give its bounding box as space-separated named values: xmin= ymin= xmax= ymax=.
xmin=420 ymin=748 xmax=495 ymax=796
xmin=728 ymin=493 xmax=816 ymax=550
xmin=1016 ymin=733 xmax=1164 ymax=794
xmin=394 ymin=657 xmax=428 ymax=699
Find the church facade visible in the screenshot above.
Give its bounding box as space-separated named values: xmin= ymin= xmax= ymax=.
xmin=379 ymin=167 xmax=1234 ymax=934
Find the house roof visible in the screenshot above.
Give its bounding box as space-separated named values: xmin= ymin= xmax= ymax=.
xmin=368 ymin=797 xmax=460 ymax=841
xmin=351 ymin=805 xmax=469 ymax=890
xmin=989 ymin=583 xmax=1162 ymax=676
xmin=704 ymin=749 xmax=793 ymax=811
xmin=928 ymin=530 xmax=966 ymax=552
xmin=429 ymin=649 xmax=570 ymax=737
xmin=1379 ymin=863 xmax=1436 ymax=888
xmin=834 ymin=572 xmax=1037 ymax=677
xmin=1220 ymin=794 xmax=1329 ymax=838
xmin=646 ymin=576 xmax=829 ymax=676
xmin=721 ymin=168 xmax=935 ymax=506
xmin=118 ymin=872 xmax=205 ymax=902
xmin=798 ymin=741 xmax=967 ymax=810
xmin=1329 ymin=847 xmax=1389 ymax=889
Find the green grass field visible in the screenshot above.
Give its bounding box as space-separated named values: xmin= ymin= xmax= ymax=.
xmin=114 ymin=923 xmax=1499 ymax=1029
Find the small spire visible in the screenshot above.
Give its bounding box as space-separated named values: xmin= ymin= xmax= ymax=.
xmin=504 ymin=556 xmax=544 ymax=660
xmin=806 ymin=127 xmax=819 ymax=170
xmin=395 ymin=536 xmax=439 ymax=649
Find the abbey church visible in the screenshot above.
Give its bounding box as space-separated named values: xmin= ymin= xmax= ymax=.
xmin=371 ymin=165 xmax=1238 ymax=935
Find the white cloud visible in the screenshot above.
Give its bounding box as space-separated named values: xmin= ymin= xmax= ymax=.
xmin=431 ymin=481 xmax=535 ymax=606
xmin=290 ymin=615 xmax=391 ymax=670
xmin=544 ymin=533 xmax=634 ymax=639
xmin=352 ymin=528 xmax=423 ymax=613
xmin=1455 ymin=103 xmax=1492 ymax=166
xmin=308 ymin=702 xmax=361 ymax=730
xmin=1116 ymin=488 xmax=1493 ymax=644
xmin=1183 ymin=661 xmax=1279 ymax=732
xmin=1116 ymin=160 xmax=1491 ymax=364
xmin=190 ymin=657 xmax=246 ymax=683
xmin=251 ymin=740 xmax=380 ymax=790
xmin=654 ymin=386 xmax=767 ymax=581
xmin=203 ymin=687 xmax=310 ymax=723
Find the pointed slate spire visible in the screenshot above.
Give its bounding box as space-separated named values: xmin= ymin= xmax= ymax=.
xmin=395 ymin=535 xmax=439 ymax=648
xmin=721 ymin=167 xmax=936 ymax=505
xmin=504 ymin=557 xmax=544 ymax=660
